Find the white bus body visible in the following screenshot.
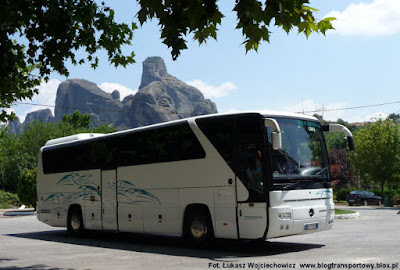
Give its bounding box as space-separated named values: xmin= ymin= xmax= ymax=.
xmin=36 ymin=111 xmax=352 ymax=242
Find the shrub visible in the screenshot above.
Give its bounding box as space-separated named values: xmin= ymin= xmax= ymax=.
xmin=17 ymin=167 xmax=37 ymax=209
xmin=0 ymin=190 xmax=22 ymax=209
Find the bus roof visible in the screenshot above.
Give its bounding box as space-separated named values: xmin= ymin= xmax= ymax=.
xmin=45 ymin=133 xmax=105 ymax=146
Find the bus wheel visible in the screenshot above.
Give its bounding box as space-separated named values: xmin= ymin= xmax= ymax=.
xmin=68 ymin=206 xmax=84 ymax=236
xmin=184 ymin=209 xmax=214 ymax=247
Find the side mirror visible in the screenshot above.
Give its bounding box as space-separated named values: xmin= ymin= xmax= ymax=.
xmin=265 ymin=118 xmax=282 ymax=150
xmin=322 ymin=124 xmax=355 ymax=151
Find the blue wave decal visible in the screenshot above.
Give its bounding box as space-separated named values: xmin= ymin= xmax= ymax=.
xmin=43 ymin=193 xmax=66 ymax=204
xmin=56 ymin=173 xmax=95 ymax=186
xmin=316 ymin=190 xmax=332 ymax=198
xmin=43 ymin=173 xmax=99 ymax=207
xmin=43 ymin=174 xmax=160 ymax=210
xmin=117 ymin=180 xmax=160 ymax=205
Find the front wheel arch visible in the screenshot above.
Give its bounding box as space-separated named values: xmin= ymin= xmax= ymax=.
xmin=182 ymin=204 xmax=214 ymax=247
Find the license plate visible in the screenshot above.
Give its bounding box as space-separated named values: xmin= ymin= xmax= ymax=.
xmin=349 ymin=199 xmax=355 ymax=202
xmin=304 ymin=223 xmax=319 ymax=230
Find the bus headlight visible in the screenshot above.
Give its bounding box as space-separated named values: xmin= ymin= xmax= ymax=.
xmin=278 ymin=212 xmax=292 ymax=220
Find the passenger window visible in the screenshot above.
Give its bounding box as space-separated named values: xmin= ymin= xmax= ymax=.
xmin=196 ymin=117 xmax=234 ymax=169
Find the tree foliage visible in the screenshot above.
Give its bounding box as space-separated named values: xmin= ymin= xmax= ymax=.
xmin=63 ymin=111 xmax=91 ymax=129
xmin=0 ymin=0 xmax=136 ymax=123
xmin=137 ymin=0 xmax=335 ymax=59
xmin=18 ymin=167 xmax=37 ymax=208
xmin=1 ymin=0 xmax=334 ymax=123
xmin=0 ymin=112 xmax=116 ymax=193
xmin=350 ymin=118 xmax=400 ymax=196
xmin=329 ymin=148 xmax=356 ymax=200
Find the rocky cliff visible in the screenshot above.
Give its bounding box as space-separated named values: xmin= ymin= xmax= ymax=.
xmin=7 ymin=56 xmax=217 ymax=133
xmin=124 ymin=57 xmax=217 ymax=127
xmin=54 ymin=79 xmax=123 ymax=127
xmin=7 ymin=117 xmax=22 ymax=134
xmin=54 ymin=56 xmax=217 ymax=129
xmin=25 ymin=109 xmax=54 ymax=124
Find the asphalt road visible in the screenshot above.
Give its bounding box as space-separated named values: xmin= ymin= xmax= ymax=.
xmin=0 ymin=207 xmax=399 ymax=270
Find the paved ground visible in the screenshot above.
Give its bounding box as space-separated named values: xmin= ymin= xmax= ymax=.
xmin=0 ymin=206 xmax=399 ymax=270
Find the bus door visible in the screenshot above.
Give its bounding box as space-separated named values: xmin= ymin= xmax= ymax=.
xmin=236 ymin=133 xmax=268 ymax=239
xmin=101 ymin=170 xmax=118 ymax=230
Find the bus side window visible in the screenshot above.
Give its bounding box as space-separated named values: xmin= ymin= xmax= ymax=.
xmin=196 ymin=117 xmax=234 ymax=169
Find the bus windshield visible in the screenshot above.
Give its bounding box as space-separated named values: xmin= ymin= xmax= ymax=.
xmin=267 ymin=118 xmax=330 ymax=190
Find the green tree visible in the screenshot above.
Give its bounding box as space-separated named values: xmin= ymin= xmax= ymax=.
xmin=0 ymin=133 xmax=29 ymax=193
xmin=17 ymin=167 xmax=37 ymax=208
xmin=1 ymin=0 xmax=136 ymax=123
xmin=137 ymin=0 xmax=334 ymax=59
xmin=350 ymin=118 xmax=400 ymax=196
xmin=325 ymin=132 xmax=348 ymax=151
xmin=0 ymin=112 xmax=116 ymax=193
xmin=63 ymin=111 xmax=91 ymax=130
xmin=1 ymin=0 xmax=334 ymax=123
xmin=389 ymin=113 xmax=400 ymax=124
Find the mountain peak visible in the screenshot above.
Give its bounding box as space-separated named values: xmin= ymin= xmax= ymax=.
xmin=139 ymin=57 xmax=169 ymax=89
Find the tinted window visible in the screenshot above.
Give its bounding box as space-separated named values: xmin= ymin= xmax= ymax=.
xmin=153 ymin=124 xmax=205 ymax=163
xmin=236 ymin=115 xmax=264 ymax=144
xmin=116 ymin=123 xmax=205 ymax=166
xmin=43 ymin=122 xmax=205 ymax=174
xmin=115 ymin=129 xmax=157 ymax=166
xmin=196 ymin=117 xmax=234 ymax=169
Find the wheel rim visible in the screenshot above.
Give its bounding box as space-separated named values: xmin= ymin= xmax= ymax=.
xmin=190 ymin=218 xmax=207 ymax=239
xmin=71 ymin=214 xmax=81 ymax=231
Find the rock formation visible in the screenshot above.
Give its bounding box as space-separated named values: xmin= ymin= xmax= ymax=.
xmin=7 ymin=117 xmax=22 ymax=134
xmin=124 ymin=57 xmax=217 ymax=127
xmin=9 ymin=56 xmax=218 ymax=132
xmin=24 ymin=109 xmax=55 ymax=124
xmin=54 ymin=79 xmax=123 ymax=127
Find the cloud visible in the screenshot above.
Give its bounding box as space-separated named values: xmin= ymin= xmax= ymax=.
xmin=325 ymin=0 xmax=400 ymax=36
xmin=186 ymin=80 xmax=237 ymax=98
xmin=98 ymin=82 xmax=137 ymax=100
xmin=16 ymin=79 xmax=61 ymax=122
xmin=344 ymin=111 xmax=388 ymax=123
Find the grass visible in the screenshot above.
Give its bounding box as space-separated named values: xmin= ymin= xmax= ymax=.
xmin=335 ymin=208 xmax=356 ymax=215
xmin=334 ymin=200 xmax=348 ymax=205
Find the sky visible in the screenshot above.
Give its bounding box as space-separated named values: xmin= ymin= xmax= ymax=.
xmin=10 ymin=0 xmax=400 ymax=124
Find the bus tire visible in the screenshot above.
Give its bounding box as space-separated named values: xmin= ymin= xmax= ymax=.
xmin=67 ymin=206 xmax=84 ymax=236
xmin=183 ymin=208 xmax=214 ymax=247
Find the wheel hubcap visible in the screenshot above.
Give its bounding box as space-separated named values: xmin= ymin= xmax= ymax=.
xmin=71 ymin=215 xmax=80 ymax=231
xmin=190 ymin=218 xmax=207 ymax=239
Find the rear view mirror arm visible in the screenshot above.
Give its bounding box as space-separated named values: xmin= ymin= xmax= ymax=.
xmin=322 ymin=124 xmax=355 ymax=151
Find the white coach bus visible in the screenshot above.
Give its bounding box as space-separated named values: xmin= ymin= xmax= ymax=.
xmin=36 ymin=111 xmax=354 ymax=244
